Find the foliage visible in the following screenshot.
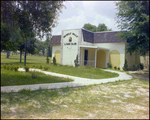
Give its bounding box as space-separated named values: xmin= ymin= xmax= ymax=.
xmin=1 ymin=64 xmax=19 ymax=71
xmin=43 ymin=66 xmax=49 ymax=71
xmin=123 ymin=59 xmax=128 ymax=71
xmin=53 ymin=56 xmax=57 ymax=65
xmin=97 ymin=23 xmax=112 ymax=32
xmin=107 ymin=63 xmax=112 ymax=68
xmin=132 ymin=63 xmax=144 ymax=71
xmin=83 ymin=23 xmax=97 ymax=32
xmin=118 ymin=67 xmax=120 ymax=70
xmin=25 ymin=66 xmax=29 ymax=72
xmin=115 ymin=1 xmax=149 ymax=56
xmin=139 ymin=63 xmax=144 ymax=70
xmin=46 ymin=55 xmax=49 ymax=64
xmin=31 ymin=72 xmax=37 ymax=79
xmin=83 ymin=23 xmax=112 ymax=32
xmin=74 ymin=55 xmax=79 ymax=67
xmin=114 ymin=66 xmax=117 ymax=70
xmin=1 ymin=1 xmax=65 ymax=64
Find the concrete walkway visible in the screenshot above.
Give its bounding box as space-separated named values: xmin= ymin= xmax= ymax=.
xmin=1 ymin=68 xmax=133 ymax=93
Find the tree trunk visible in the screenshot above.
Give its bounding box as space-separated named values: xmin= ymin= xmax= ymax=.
xmin=6 ymin=51 xmax=10 ymax=58
xmin=24 ymin=39 xmax=27 ymax=66
xmin=20 ymin=50 xmax=22 ymax=63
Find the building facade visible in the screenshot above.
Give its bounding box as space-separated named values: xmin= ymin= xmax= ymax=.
xmin=50 ymin=28 xmax=140 ymax=70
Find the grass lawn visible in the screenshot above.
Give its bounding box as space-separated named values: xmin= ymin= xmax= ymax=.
xmin=1 ymin=69 xmax=73 ymax=86
xmin=1 ymin=53 xmax=119 ymax=79
xmin=1 ymin=53 xmax=149 ymax=119
xmin=1 ymin=78 xmax=149 ymax=119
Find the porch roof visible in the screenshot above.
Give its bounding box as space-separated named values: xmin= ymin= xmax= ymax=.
xmin=79 ymin=45 xmax=109 ymax=50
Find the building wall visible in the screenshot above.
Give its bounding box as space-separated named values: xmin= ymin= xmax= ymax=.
xmin=52 ymin=45 xmax=61 ymax=63
xmin=94 ymin=43 xmax=126 ymax=69
xmin=61 ymin=29 xmax=79 ymax=66
xmin=140 ymin=55 xmax=149 ymax=70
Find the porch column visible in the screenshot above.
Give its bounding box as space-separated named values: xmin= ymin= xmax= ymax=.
xmin=95 ymin=49 xmax=97 ymax=68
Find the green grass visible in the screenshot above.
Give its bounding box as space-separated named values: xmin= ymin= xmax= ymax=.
xmin=1 ymin=53 xmax=119 ymax=79
xmin=1 ymin=79 xmax=149 ymax=119
xmin=1 ymin=69 xmax=73 ymax=86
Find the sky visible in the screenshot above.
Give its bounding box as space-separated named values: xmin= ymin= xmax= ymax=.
xmin=51 ymin=1 xmax=120 ymax=36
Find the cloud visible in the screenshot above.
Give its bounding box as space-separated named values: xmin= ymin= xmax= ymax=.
xmin=51 ymin=1 xmax=120 ymax=36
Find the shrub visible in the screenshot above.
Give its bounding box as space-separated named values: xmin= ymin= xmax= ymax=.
xmin=10 ymin=65 xmax=14 ymax=71
xmin=53 ymin=56 xmax=57 ymax=65
xmin=114 ymin=66 xmax=117 ymax=70
xmin=6 ymin=65 xmax=10 ymax=70
xmin=118 ymin=67 xmax=120 ymax=70
xmin=107 ymin=63 xmax=112 ymax=68
xmin=31 ymin=72 xmax=37 ymax=79
xmin=3 ymin=64 xmax=7 ymax=69
xmin=14 ymin=66 xmax=19 ymax=71
xmin=43 ymin=66 xmax=49 ymax=71
xmin=123 ymin=59 xmax=128 ymax=71
xmin=39 ymin=65 xmax=42 ymax=69
xmin=132 ymin=64 xmax=138 ymax=71
xmin=25 ymin=66 xmax=29 ymax=72
xmin=74 ymin=55 xmax=79 ymax=67
xmin=139 ymin=63 xmax=144 ymax=70
xmin=46 ymin=55 xmax=49 ymax=64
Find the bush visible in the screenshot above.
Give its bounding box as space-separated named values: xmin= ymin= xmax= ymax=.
xmin=107 ymin=63 xmax=112 ymax=68
xmin=74 ymin=55 xmax=79 ymax=67
xmin=43 ymin=66 xmax=49 ymax=71
xmin=53 ymin=56 xmax=57 ymax=65
xmin=10 ymin=65 xmax=14 ymax=71
xmin=14 ymin=66 xmax=19 ymax=71
xmin=132 ymin=64 xmax=138 ymax=71
xmin=39 ymin=65 xmax=42 ymax=69
xmin=114 ymin=66 xmax=117 ymax=70
xmin=6 ymin=65 xmax=10 ymax=70
xmin=46 ymin=55 xmax=49 ymax=64
xmin=123 ymin=59 xmax=128 ymax=71
xmin=139 ymin=63 xmax=144 ymax=70
xmin=118 ymin=67 xmax=120 ymax=70
xmin=25 ymin=66 xmax=29 ymax=72
xmin=31 ymin=72 xmax=37 ymax=79
xmin=3 ymin=64 xmax=7 ymax=69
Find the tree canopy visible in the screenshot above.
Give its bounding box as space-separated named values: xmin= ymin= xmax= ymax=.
xmin=1 ymin=1 xmax=65 ymax=64
xmin=115 ymin=1 xmax=149 ymax=56
xmin=82 ymin=23 xmax=112 ymax=32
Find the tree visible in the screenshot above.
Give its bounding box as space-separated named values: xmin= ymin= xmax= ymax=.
xmin=1 ymin=1 xmax=22 ymax=58
xmin=82 ymin=23 xmax=112 ymax=32
xmin=83 ymin=23 xmax=97 ymax=32
xmin=1 ymin=1 xmax=65 ymax=65
xmin=115 ymin=1 xmax=149 ymax=56
xmin=97 ymin=23 xmax=112 ymax=32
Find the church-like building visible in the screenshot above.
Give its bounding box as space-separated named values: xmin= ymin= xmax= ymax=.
xmin=50 ymin=28 xmax=140 ymax=70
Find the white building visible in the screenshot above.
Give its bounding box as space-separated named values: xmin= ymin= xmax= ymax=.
xmin=50 ymin=28 xmax=140 ymax=70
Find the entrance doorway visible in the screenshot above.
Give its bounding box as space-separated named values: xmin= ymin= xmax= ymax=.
xmin=84 ymin=50 xmax=88 ymax=65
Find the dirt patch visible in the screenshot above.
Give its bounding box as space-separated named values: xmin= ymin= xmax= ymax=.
xmin=128 ymin=70 xmax=149 ymax=81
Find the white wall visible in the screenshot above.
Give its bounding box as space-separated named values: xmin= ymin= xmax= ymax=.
xmin=94 ymin=43 xmax=126 ymax=69
xmin=61 ymin=29 xmax=79 ymax=66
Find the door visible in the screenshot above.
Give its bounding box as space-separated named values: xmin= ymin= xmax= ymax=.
xmin=84 ymin=50 xmax=88 ymax=65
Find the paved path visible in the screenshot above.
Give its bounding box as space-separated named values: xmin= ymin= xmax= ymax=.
xmin=1 ymin=68 xmax=133 ymax=93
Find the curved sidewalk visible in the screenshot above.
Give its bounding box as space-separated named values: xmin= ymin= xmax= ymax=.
xmin=1 ymin=68 xmax=133 ymax=93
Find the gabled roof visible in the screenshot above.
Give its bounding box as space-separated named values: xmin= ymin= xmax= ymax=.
xmin=50 ymin=28 xmax=127 ymax=45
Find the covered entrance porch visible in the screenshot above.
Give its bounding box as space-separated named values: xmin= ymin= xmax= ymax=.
xmin=79 ymin=45 xmax=109 ymax=68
